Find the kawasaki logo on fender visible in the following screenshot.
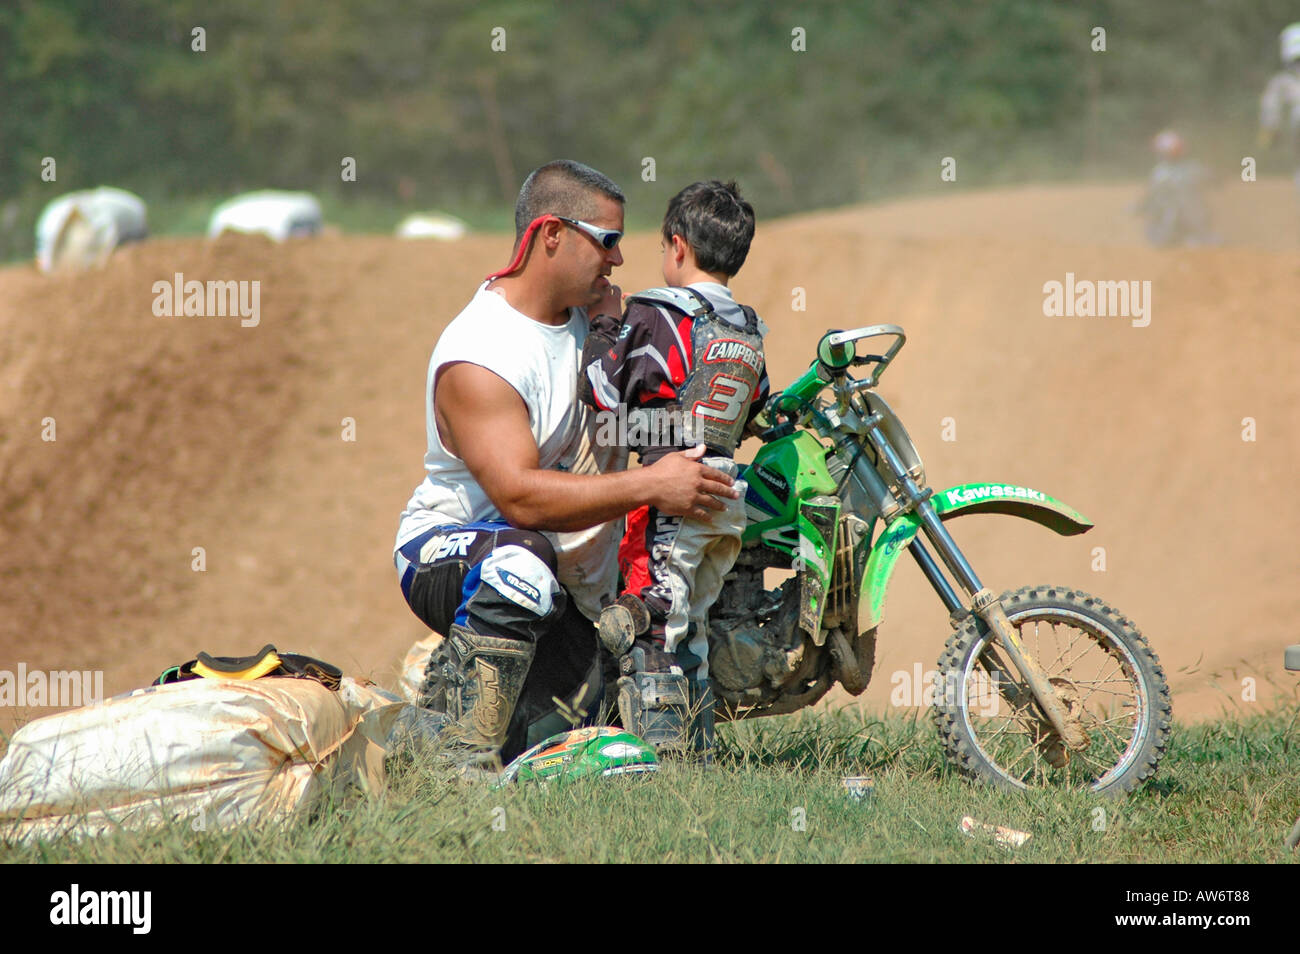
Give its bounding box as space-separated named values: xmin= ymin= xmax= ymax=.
xmin=946 ymin=484 xmax=1046 ymax=506
xmin=703 ymin=339 xmax=763 ymax=374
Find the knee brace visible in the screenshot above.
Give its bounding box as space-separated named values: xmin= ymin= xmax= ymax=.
xmin=463 ymin=542 xmax=566 ymax=642
xmin=480 ymin=544 xmax=561 ymax=616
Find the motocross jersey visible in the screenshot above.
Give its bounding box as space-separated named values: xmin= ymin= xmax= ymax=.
xmin=581 ymin=283 xmax=769 ymax=463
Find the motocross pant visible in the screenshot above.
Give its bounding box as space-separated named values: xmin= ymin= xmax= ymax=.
xmin=617 ymin=457 xmax=749 ymax=679
xmin=396 ymin=521 xmax=602 ymax=763
xmin=612 ymin=458 xmax=746 ymax=757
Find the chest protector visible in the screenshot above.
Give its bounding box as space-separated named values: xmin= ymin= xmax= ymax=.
xmin=624 ymin=287 xmax=764 ymax=455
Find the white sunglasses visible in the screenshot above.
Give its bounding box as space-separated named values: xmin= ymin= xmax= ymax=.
xmin=554 ymin=215 xmax=623 ymax=250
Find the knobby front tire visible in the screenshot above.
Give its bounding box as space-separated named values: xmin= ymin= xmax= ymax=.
xmin=933 ymin=585 xmax=1172 ymax=796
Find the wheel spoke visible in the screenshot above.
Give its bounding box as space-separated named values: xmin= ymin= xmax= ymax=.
xmin=1054 ymin=674 xmax=1126 ymax=688
xmin=1074 ymin=661 xmax=1128 ymax=708
xmin=978 ymin=714 xmax=1019 ymax=747
xmin=1090 ymin=712 xmax=1138 ymax=728
xmin=1073 ymin=747 xmax=1115 ymax=778
xmin=1001 ymin=734 xmax=1045 ymax=777
xmin=1038 ymin=622 xmax=1075 ymax=672
xmin=1054 ymin=635 xmax=1100 ymax=675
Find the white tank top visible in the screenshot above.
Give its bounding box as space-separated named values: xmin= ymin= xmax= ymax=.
xmin=396 ymin=283 xmax=621 ymax=620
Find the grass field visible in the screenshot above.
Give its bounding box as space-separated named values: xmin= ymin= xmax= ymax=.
xmin=4 ymin=704 xmax=1298 ymax=864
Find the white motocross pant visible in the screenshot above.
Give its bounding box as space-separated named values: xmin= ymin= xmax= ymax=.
xmin=657 ymin=457 xmax=749 ymax=680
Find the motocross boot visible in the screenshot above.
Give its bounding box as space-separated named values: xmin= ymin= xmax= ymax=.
xmin=686 ymin=680 xmax=717 ymax=766
xmin=616 ymin=640 xmax=690 ymax=756
xmin=416 ymin=623 xmax=536 ymax=772
xmin=676 ymin=625 xmax=716 ymax=765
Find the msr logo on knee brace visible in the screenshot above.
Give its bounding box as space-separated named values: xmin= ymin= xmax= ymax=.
xmin=498 ymin=570 xmax=541 ymax=605
xmin=482 ymin=545 xmax=558 ymax=617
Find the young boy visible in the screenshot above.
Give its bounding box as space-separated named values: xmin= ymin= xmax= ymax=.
xmin=580 ymin=180 xmax=768 ymax=760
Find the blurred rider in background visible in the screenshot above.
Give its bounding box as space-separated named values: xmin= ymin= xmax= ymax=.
xmin=1259 ymin=23 xmax=1300 ymax=200
xmin=1135 ymin=129 xmax=1217 ymax=247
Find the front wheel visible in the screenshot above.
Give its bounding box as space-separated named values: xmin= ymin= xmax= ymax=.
xmin=933 ymin=586 xmax=1172 ymax=795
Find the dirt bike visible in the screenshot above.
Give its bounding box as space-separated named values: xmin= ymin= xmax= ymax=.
xmin=705 ymin=325 xmax=1172 ymax=794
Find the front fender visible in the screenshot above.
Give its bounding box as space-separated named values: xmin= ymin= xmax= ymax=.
xmin=858 ymin=482 xmax=1092 ymax=631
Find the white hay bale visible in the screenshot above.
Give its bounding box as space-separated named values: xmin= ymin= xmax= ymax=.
xmin=395 ymin=212 xmax=468 ymax=241
xmin=34 ymin=187 xmax=147 ymax=273
xmin=207 ymin=191 xmax=323 ymax=241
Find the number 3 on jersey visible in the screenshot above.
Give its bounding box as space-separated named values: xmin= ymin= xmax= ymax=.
xmin=692 ymin=373 xmax=753 ymax=422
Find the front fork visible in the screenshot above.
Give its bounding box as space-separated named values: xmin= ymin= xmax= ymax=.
xmin=909 ymin=511 xmax=1087 ymax=751
xmin=848 ymin=434 xmax=1086 ymax=751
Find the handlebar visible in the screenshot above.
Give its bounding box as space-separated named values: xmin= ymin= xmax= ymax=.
xmin=761 ymin=325 xmax=906 ymax=434
xmin=819 ymin=325 xmax=906 ymax=385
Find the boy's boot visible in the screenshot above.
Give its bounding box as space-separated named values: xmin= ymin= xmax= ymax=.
xmin=676 ymin=624 xmax=716 ymax=765
xmin=616 ymin=640 xmax=690 ymax=755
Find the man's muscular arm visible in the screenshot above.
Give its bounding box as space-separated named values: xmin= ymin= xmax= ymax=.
xmin=435 ymin=362 xmax=738 ymax=532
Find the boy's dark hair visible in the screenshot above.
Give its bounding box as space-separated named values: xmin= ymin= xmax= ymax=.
xmin=661 ymin=180 xmax=755 ymax=277
xmin=514 ymin=160 xmax=625 ymax=240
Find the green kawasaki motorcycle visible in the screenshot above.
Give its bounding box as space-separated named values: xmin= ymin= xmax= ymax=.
xmin=707 ymin=325 xmax=1172 ymax=794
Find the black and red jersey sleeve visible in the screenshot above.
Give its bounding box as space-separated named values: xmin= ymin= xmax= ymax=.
xmin=582 ymin=300 xmax=695 ymax=411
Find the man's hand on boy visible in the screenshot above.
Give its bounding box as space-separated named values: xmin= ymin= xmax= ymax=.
xmin=643 ymin=444 xmax=740 ymax=521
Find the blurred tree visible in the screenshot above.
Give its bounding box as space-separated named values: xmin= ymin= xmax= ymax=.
xmin=0 ymin=0 xmax=1293 ymax=254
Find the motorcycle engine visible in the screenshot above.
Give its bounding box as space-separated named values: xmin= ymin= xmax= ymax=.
xmin=708 ymin=569 xmax=805 ymax=695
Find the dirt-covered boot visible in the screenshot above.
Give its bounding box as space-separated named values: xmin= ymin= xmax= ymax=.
xmin=685 ymin=679 xmax=717 ymax=765
xmin=675 ymin=629 xmax=716 ymax=765
xmin=416 ymin=623 xmax=536 ymax=771
xmin=616 ymin=641 xmax=690 ymax=756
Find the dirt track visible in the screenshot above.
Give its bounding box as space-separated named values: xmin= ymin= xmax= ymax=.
xmin=2 ymin=179 xmax=1297 ymax=735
